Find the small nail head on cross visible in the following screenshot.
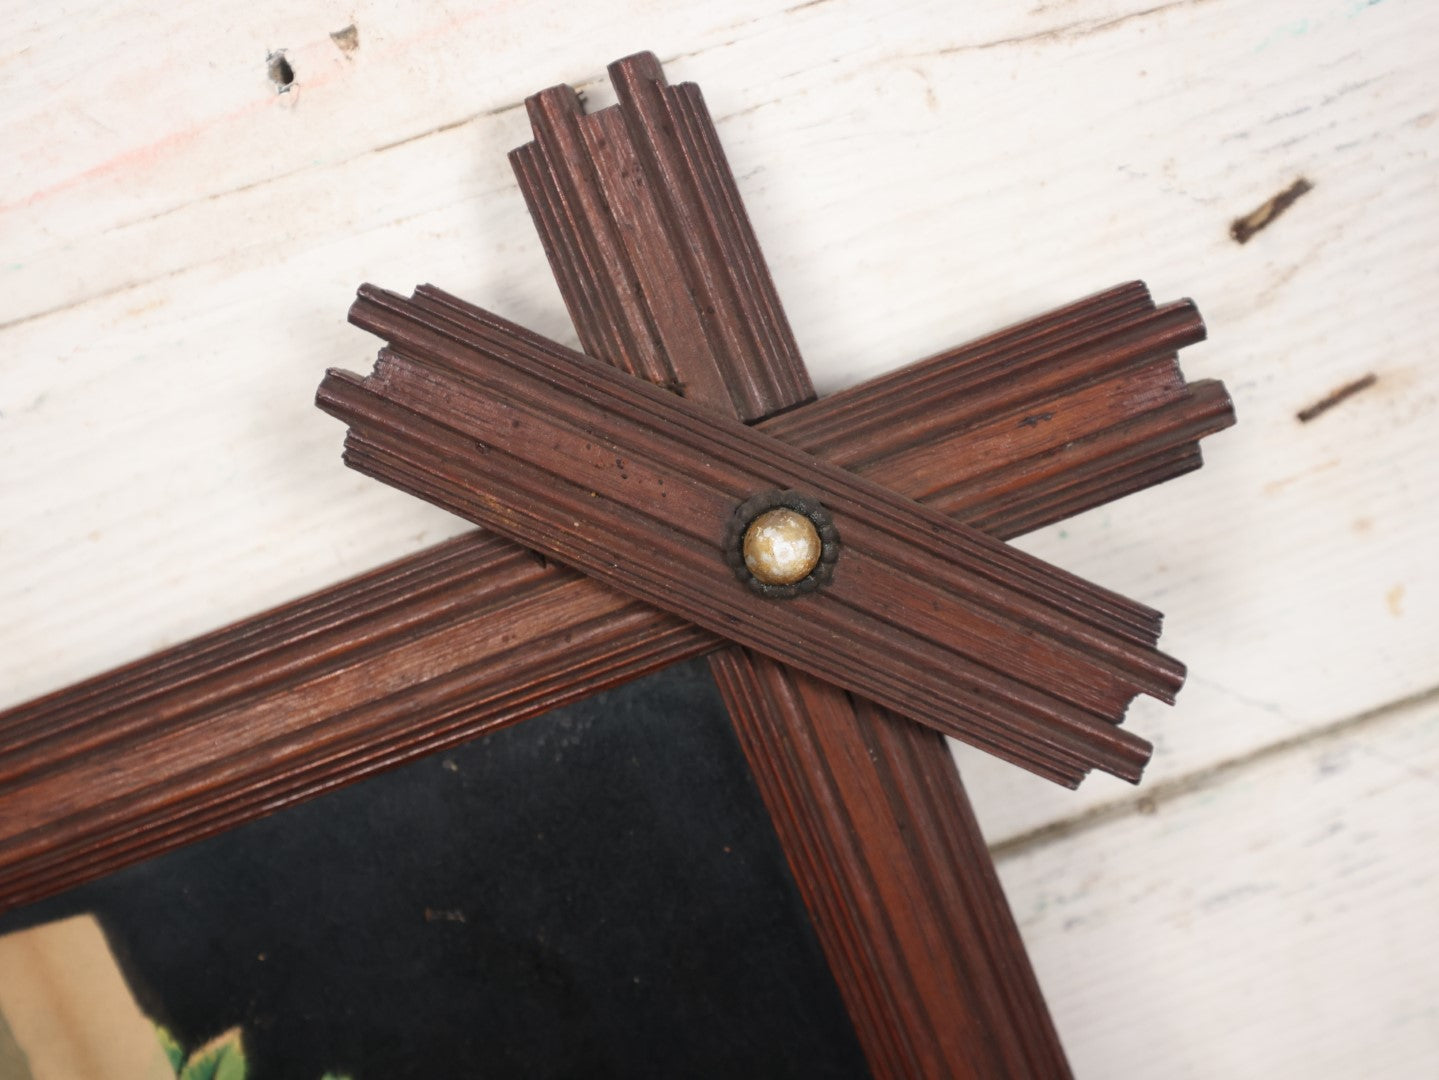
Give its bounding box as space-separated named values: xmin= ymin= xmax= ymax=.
xmin=725 ymin=490 xmax=840 ymax=598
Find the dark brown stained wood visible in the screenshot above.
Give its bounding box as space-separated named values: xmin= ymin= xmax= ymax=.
xmin=511 ymin=52 xmax=814 ymax=422
xmin=0 ymin=533 xmax=705 ymax=911
xmin=322 ymin=284 xmax=1188 ymax=786
xmin=509 ymin=57 xmax=1228 ymax=537
xmin=711 ymin=656 xmax=1071 ymax=1078
xmin=0 ymin=51 xmax=1235 ymax=1079
xmin=511 ymin=57 xmax=1078 ymax=1073
xmin=0 ymin=285 xmax=1229 ymax=914
xmin=768 ymin=291 xmax=1228 ymax=535
xmin=508 ymin=62 xmax=1221 ymax=1074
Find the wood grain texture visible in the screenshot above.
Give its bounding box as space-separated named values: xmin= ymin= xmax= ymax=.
xmin=768 ymin=285 xmax=1229 ymax=540
xmin=325 ymin=284 xmax=1191 ymax=784
xmin=1 ymin=4 xmax=1431 ymax=1074
xmin=995 ymin=690 xmax=1439 ymax=1078
xmin=0 ymin=533 xmax=704 ymax=912
xmin=4 ymin=9 xmax=1428 ymax=822
xmin=712 ymin=658 xmax=1071 ymax=1077
xmin=0 ymin=80 xmax=1225 ymax=1080
xmin=514 ymin=58 xmax=1073 ymax=1076
xmin=510 ymin=62 xmax=1222 ymax=1075
xmin=510 ymin=54 xmax=1230 ymax=541
xmin=512 ymin=52 xmax=815 ymax=422
xmin=0 ymin=281 xmax=1222 ymax=915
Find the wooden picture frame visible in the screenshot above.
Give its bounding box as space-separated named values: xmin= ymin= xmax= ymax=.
xmin=0 ymin=52 xmax=1232 ymax=1078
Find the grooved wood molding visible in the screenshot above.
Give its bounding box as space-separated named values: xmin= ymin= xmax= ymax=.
xmin=2 ymin=3 xmax=1435 ymax=1076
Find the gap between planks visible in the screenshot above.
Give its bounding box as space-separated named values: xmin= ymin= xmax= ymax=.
xmin=989 ymin=680 xmax=1439 ymax=862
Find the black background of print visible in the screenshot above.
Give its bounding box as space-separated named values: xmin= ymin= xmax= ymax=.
xmin=0 ymin=658 xmax=871 ymax=1079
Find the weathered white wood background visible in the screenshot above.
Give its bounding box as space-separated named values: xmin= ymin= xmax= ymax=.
xmin=2 ymin=0 xmax=1435 ymax=1074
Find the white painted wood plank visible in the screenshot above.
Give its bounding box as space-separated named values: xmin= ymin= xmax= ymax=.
xmin=0 ymin=0 xmax=802 ymax=325
xmin=2 ymin=0 xmax=1436 ymax=842
xmin=4 ymin=1 xmax=1438 ymax=1074
xmin=995 ymin=690 xmax=1439 ymax=1078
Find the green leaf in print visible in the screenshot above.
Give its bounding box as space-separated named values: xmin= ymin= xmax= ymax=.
xmin=177 ymin=1028 xmax=247 ymax=1080
xmin=156 ymin=1025 xmax=186 ymax=1071
xmin=150 ymin=1018 xmax=345 ymax=1080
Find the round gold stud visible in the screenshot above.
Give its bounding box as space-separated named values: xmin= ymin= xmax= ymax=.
xmin=742 ymin=508 xmax=822 ymax=586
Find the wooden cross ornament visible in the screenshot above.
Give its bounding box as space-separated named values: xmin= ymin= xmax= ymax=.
xmin=324 ymin=281 xmax=1182 ymax=785
xmin=0 ymin=52 xmax=1233 ymax=1079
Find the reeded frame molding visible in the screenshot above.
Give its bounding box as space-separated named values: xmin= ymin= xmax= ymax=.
xmin=0 ymin=51 xmax=1234 ymax=1080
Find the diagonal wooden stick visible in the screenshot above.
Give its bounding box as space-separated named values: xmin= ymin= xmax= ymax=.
xmin=325 ymin=282 xmax=1187 ymax=784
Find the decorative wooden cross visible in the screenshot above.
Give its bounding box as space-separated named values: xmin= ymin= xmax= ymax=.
xmin=0 ymin=53 xmax=1233 ymax=1078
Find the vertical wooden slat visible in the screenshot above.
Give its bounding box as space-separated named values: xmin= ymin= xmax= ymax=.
xmin=510 ymin=52 xmax=1079 ymax=1076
